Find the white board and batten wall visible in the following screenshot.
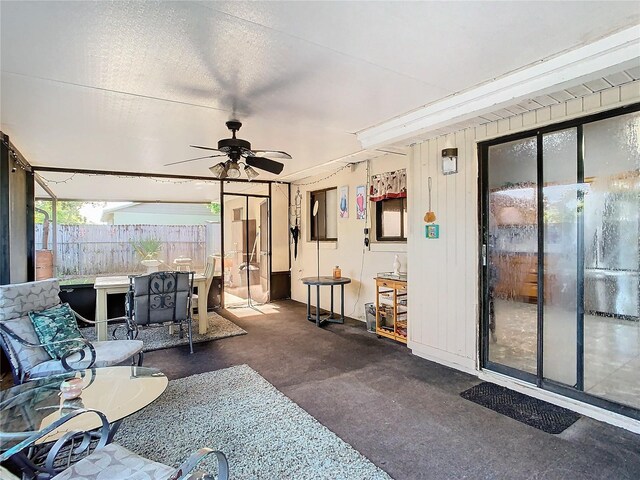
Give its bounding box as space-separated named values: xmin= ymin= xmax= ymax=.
xmin=290 ymin=155 xmax=408 ymax=321
xmin=407 ymin=82 xmax=640 ymax=431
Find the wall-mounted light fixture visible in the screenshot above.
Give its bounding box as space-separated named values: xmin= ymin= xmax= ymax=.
xmin=441 ymin=148 xmax=458 ymax=175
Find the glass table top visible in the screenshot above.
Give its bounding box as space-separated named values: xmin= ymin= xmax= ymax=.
xmin=0 ymin=366 xmax=167 ymax=451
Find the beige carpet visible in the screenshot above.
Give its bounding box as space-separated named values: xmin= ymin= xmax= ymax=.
xmin=115 ymin=365 xmax=391 ymax=479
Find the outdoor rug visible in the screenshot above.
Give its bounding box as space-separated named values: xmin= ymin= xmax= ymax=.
xmin=460 ymin=382 xmax=580 ymax=434
xmin=80 ymin=312 xmax=246 ymax=352
xmin=115 ymin=365 xmax=391 ymax=480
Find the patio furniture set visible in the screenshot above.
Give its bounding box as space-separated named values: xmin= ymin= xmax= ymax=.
xmin=0 ymin=261 xmax=228 ymax=479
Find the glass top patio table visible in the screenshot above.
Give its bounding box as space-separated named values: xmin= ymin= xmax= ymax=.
xmin=0 ymin=366 xmax=167 ymax=455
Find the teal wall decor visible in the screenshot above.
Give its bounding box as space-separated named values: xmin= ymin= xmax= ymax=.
xmin=425 ymin=224 xmax=439 ymax=239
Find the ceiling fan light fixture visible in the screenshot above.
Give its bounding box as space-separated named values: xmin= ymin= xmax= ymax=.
xmin=226 ymin=161 xmax=241 ymax=179
xmin=209 ymin=162 xmax=227 ymax=178
xmin=178 ymin=121 xmax=288 ymax=177
xmin=244 ymin=165 xmax=259 ymax=181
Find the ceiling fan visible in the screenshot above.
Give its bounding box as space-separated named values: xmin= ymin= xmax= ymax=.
xmin=165 ymin=120 xmax=290 ymax=180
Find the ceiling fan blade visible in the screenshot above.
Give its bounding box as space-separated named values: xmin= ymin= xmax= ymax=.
xmin=190 ymin=145 xmax=223 ymax=152
xmin=246 ymin=156 xmax=285 ymax=175
xmin=250 ymin=150 xmax=292 ymax=160
xmin=164 ymin=154 xmax=226 ymax=166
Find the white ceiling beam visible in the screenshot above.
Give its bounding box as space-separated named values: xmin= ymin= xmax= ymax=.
xmin=357 ymin=26 xmax=640 ymax=149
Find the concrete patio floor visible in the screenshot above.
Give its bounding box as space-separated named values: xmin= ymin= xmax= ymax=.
xmin=144 ymin=300 xmax=640 ymax=480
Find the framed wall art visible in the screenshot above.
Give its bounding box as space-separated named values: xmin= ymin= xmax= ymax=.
xmin=339 ymin=185 xmax=349 ymax=218
xmin=356 ymin=185 xmax=366 ymax=220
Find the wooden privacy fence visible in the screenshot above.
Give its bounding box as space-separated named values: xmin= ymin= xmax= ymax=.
xmin=35 ymin=224 xmax=208 ymax=278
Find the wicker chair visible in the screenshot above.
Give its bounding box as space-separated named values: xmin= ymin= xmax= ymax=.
xmin=0 ymin=279 xmax=143 ymax=385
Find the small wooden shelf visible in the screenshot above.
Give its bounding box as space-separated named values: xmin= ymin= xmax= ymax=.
xmin=375 ymin=277 xmax=408 ymax=344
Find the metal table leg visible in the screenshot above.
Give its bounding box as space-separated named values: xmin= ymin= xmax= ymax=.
xmin=316 ymin=285 xmax=320 ymax=327
xmin=330 ymin=285 xmax=334 ymax=318
xmin=341 ymin=284 xmax=345 ymax=322
xmin=307 ymin=285 xmax=311 ymax=320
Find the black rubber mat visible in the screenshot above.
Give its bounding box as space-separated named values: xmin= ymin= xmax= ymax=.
xmin=460 ymin=382 xmax=580 ymax=434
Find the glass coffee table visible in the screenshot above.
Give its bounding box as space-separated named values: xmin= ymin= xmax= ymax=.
xmin=0 ymin=366 xmax=168 ymax=458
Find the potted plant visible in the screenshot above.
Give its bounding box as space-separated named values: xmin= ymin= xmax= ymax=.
xmin=132 ymin=238 xmax=163 ymax=273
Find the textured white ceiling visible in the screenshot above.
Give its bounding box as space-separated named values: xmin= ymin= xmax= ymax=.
xmin=2 ymin=1 xmax=639 ymax=194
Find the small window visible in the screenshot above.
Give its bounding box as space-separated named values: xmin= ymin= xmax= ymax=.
xmin=309 ymin=188 xmax=338 ymax=241
xmin=376 ymin=198 xmax=407 ymax=241
xmin=233 ymin=207 xmax=243 ymax=221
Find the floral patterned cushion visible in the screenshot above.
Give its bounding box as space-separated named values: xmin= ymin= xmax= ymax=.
xmin=52 ymin=444 xmax=174 ymax=480
xmin=29 ymin=303 xmax=85 ymax=359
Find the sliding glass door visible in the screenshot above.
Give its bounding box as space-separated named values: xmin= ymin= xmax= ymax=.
xmin=485 ymin=136 xmax=538 ymax=376
xmin=481 ymin=106 xmax=640 ymax=416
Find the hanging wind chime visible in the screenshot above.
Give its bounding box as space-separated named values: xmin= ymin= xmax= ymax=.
xmin=290 ymin=188 xmax=302 ymax=259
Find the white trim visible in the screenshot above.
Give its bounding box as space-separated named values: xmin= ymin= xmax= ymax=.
xmin=369 ymin=242 xmax=407 ymax=253
xmin=304 ymin=241 xmax=337 ymax=250
xmin=358 ymin=26 xmax=640 ymax=148
xmin=475 ymin=95 xmax=640 ymax=142
xmin=409 ymin=341 xmax=477 ymax=375
xmin=478 ymin=370 xmax=640 ymax=434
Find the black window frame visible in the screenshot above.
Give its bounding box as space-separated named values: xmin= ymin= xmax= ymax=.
xmin=375 ymin=197 xmax=407 ymax=242
xmin=309 ymin=187 xmax=337 ymax=241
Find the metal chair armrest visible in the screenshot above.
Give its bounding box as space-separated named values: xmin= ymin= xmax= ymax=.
xmin=0 ymin=409 xmax=110 ymax=463
xmin=72 ymin=309 xmax=124 ymax=325
xmin=60 ymin=338 xmax=97 ymax=371
xmin=166 ymin=448 xmax=229 ymax=480
xmin=0 ymin=323 xmax=95 ymax=356
xmin=72 ymin=308 xmax=137 ymax=340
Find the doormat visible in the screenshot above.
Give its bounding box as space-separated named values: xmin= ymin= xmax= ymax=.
xmin=460 ymin=382 xmax=580 ymax=434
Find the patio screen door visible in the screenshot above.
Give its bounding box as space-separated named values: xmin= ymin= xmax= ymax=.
xmin=222 ymin=192 xmax=270 ymax=307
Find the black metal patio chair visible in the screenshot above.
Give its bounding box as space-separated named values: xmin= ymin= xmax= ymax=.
xmin=127 ymin=271 xmax=195 ymax=354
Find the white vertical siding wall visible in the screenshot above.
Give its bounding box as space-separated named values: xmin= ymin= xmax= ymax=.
xmin=407 ymin=81 xmax=640 ymax=373
xmin=271 ymin=182 xmax=290 ymax=273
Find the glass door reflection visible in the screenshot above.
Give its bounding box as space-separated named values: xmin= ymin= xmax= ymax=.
xmin=222 ymin=193 xmax=270 ymax=308
xmin=486 ymin=136 xmax=538 ymax=376
xmin=482 ymin=108 xmax=640 ymax=414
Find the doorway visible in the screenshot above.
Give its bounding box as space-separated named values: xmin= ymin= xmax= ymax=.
xmin=222 ymin=191 xmax=270 ymax=308
xmin=479 ymin=105 xmax=640 ymax=418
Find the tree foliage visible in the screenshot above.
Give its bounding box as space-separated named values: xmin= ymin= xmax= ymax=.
xmin=35 ymin=200 xmax=103 ymax=225
xmin=209 ymin=202 xmax=221 ymax=215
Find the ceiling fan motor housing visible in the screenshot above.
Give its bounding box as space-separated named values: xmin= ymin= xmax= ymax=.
xmin=219 ymin=120 xmax=251 ymax=159
xmin=217 ymin=137 xmax=251 ymax=151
